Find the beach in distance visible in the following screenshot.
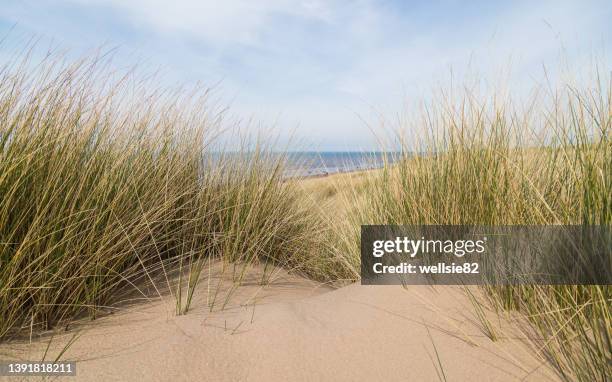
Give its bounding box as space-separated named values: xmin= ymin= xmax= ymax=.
xmin=284 ymin=151 xmax=398 ymax=178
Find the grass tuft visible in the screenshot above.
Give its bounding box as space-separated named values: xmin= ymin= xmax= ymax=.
xmin=0 ymin=50 xmax=353 ymax=341
xmin=344 ymin=74 xmax=611 ymax=381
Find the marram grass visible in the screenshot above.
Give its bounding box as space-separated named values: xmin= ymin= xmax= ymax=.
xmin=0 ymin=53 xmax=354 ymax=341
xmin=343 ymin=76 xmax=610 ymax=381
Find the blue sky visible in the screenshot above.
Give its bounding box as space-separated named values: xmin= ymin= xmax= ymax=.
xmin=1 ymin=0 xmax=610 ymax=150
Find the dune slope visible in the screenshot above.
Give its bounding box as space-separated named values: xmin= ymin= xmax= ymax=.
xmin=1 ymin=265 xmax=559 ymax=381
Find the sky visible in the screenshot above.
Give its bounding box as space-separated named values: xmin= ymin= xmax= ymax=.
xmin=0 ymin=0 xmax=610 ymax=150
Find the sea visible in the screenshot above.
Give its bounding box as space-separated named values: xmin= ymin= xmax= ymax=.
xmin=284 ymin=152 xmax=397 ymax=178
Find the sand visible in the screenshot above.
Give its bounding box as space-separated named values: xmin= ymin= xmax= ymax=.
xmin=1 ymin=263 xmax=560 ymax=381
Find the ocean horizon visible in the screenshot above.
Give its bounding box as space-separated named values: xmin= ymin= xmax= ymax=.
xmin=285 ymin=151 xmax=399 ymax=177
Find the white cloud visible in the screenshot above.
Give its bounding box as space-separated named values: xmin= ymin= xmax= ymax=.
xmin=68 ymin=0 xmax=339 ymax=46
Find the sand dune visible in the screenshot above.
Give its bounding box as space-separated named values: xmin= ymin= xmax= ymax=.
xmin=1 ymin=265 xmax=558 ymax=381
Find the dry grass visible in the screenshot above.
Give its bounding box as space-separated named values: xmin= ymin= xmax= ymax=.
xmin=296 ymin=170 xmax=373 ymax=217
xmin=338 ymin=76 xmax=611 ymax=381
xmin=0 ymin=50 xmax=354 ymax=341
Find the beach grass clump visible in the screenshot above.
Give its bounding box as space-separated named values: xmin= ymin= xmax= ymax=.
xmin=348 ymin=76 xmax=610 ymax=381
xmin=0 ymin=51 xmax=352 ymax=341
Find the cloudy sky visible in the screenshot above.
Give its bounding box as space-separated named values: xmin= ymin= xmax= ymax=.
xmin=1 ymin=1 xmax=610 ymax=150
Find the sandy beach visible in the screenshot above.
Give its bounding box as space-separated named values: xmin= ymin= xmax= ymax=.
xmin=1 ymin=263 xmax=559 ymax=381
